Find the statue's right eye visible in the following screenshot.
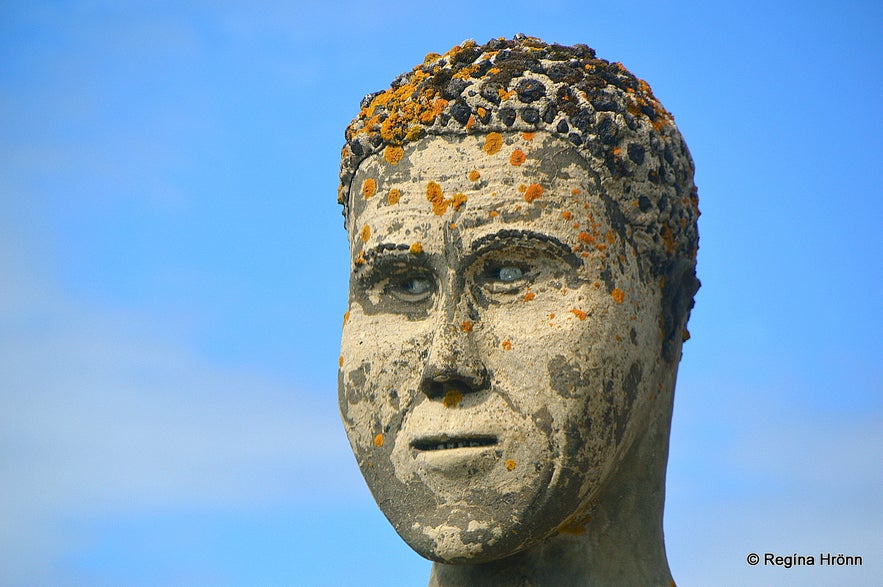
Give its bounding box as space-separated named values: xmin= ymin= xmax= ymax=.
xmin=389 ymin=275 xmax=434 ymax=302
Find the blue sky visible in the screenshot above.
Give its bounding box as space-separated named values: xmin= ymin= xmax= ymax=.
xmin=1 ymin=1 xmax=880 ymax=585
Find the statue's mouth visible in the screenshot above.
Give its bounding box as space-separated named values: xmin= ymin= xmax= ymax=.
xmin=411 ymin=435 xmax=498 ymax=451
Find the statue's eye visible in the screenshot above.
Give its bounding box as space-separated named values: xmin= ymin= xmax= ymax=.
xmin=389 ymin=275 xmax=434 ymax=302
xmin=496 ymin=266 xmax=523 ymax=282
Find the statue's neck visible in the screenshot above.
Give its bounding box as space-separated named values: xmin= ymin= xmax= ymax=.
xmin=428 ymin=394 xmax=675 ymax=587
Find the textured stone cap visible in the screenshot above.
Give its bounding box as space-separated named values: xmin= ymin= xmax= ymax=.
xmin=339 ymin=35 xmax=699 ymax=280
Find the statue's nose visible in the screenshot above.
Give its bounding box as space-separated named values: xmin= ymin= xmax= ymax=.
xmin=420 ymin=320 xmax=489 ymax=400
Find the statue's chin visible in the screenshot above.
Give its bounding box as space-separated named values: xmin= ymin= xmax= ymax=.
xmin=387 ymin=469 xmax=587 ymax=565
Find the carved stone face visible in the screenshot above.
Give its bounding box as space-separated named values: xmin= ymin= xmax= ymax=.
xmin=339 ymin=132 xmax=668 ymax=563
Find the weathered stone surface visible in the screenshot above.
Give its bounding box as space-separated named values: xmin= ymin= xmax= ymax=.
xmin=338 ymin=34 xmax=699 ymax=587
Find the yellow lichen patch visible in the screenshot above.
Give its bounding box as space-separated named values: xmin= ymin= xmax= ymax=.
xmin=606 ymin=229 xmax=615 ymax=244
xmin=343 ymin=311 xmax=350 ymax=326
xmin=338 ymin=355 xmax=343 ymax=367
xmin=570 ymin=308 xmax=587 ymax=321
xmin=509 ymin=149 xmax=526 ymax=166
xmin=451 ymin=193 xmax=467 ymax=211
xmin=524 ymin=183 xmax=544 ymax=203
xmin=522 ymin=131 xmax=536 ymax=141
xmin=461 ymin=320 xmax=473 ymax=332
xmin=468 ymin=169 xmax=480 ymax=182
xmin=501 ymin=340 xmax=513 ymax=351
xmin=593 ymin=281 xmax=601 ymax=289
xmin=517 ymin=184 xmax=527 ymax=193
xmin=409 ymin=242 xmax=423 ymax=254
xmin=423 ymin=52 xmax=441 ymax=64
xmin=477 ymin=106 xmax=487 ymax=118
xmin=489 ymin=210 xmax=499 ymax=218
xmin=577 ymin=231 xmax=594 ymax=244
xmin=433 ymin=98 xmax=448 ymax=115
xmin=484 ymin=132 xmax=503 ymax=155
xmin=498 ymin=88 xmax=515 ymax=101
xmin=505 ymin=459 xmax=517 ymax=471
xmin=442 ymin=388 xmax=464 ymax=408
xmin=426 ymin=181 xmax=448 ymax=215
xmin=383 ymin=145 xmax=404 ymax=165
xmin=360 ymin=224 xmax=371 ymax=242
xmin=661 ymin=225 xmax=675 ymax=254
xmin=561 ymin=210 xmax=573 ymax=221
xmin=362 ymin=178 xmax=377 ymax=199
xmin=388 ymin=188 xmax=401 ymax=205
xmin=523 ymin=291 xmax=535 ymax=302
xmin=354 ymin=251 xmax=365 ymax=266
xmin=612 ymin=288 xmax=625 ymax=304
xmin=373 ymin=433 xmax=384 ymax=447
xmin=559 ymin=515 xmax=592 ymax=535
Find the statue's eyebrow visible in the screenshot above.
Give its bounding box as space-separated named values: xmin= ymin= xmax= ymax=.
xmin=354 ymin=243 xmax=434 ymax=281
xmin=467 ymin=229 xmax=576 ymax=260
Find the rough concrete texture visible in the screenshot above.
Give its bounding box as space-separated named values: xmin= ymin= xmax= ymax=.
xmin=338 ymin=35 xmax=699 ymax=586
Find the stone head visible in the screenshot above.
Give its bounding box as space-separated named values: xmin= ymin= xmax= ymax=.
xmin=337 ymin=35 xmax=699 ymax=565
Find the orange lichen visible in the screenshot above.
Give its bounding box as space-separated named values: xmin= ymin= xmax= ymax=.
xmin=354 ymin=251 xmax=365 ymax=266
xmin=468 ymin=169 xmax=480 ymax=182
xmin=561 ymin=211 xmax=573 ymax=220
xmin=443 ymin=388 xmax=464 ymax=408
xmin=484 ymin=132 xmax=503 ymax=155
xmin=451 ymin=193 xmax=467 ymax=211
xmin=571 ymin=188 xmax=581 ymax=195
xmin=477 ymin=106 xmax=487 ymax=118
xmin=498 ymin=88 xmax=515 ymax=100
xmin=338 ymin=355 xmax=344 ymax=367
xmin=612 ymin=146 xmax=622 ymax=156
xmin=509 ymin=149 xmax=526 ymax=166
xmin=360 ymin=224 xmax=371 ymax=242
xmin=373 ymin=433 xmax=384 ymax=447
xmin=606 ymin=229 xmax=615 ymax=244
xmin=409 ymin=242 xmax=423 ymax=254
xmin=612 ymin=288 xmax=625 ymax=304
xmin=388 ymin=188 xmax=401 ymax=205
xmin=524 ymin=183 xmax=544 ymax=203
xmin=573 ymin=223 xmax=580 ymax=229
xmin=570 ymin=309 xmax=587 ymax=321
xmin=501 ymin=340 xmax=513 ymax=351
xmin=593 ymin=281 xmax=601 ymax=289
xmin=523 ymin=291 xmax=535 ymax=302
xmin=461 ymin=321 xmax=473 ymax=332
xmin=683 ymin=327 xmax=691 ymax=341
xmin=505 ymin=459 xmax=517 ymax=471
xmin=522 ymin=131 xmax=536 ymax=141
xmin=343 ymin=311 xmax=350 ymax=326
xmin=517 ymin=184 xmax=527 ymax=193
xmin=426 ymin=181 xmax=447 ymax=215
xmin=577 ymin=231 xmax=594 ymax=244
xmin=465 ymin=114 xmax=475 ymax=129
xmin=383 ymin=146 xmax=404 ymax=165
xmin=423 ymin=52 xmax=441 ymax=64
xmin=549 ymin=313 xmax=555 ymax=319
xmin=489 ymin=210 xmax=499 ymax=218
xmin=362 ymin=178 xmax=377 ymax=199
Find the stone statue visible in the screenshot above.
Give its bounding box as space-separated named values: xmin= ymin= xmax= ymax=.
xmin=337 ymin=35 xmax=699 ymax=586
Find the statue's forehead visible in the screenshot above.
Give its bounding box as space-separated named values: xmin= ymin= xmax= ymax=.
xmin=347 ymin=131 xmax=604 ymax=226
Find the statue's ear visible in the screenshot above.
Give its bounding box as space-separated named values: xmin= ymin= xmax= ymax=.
xmin=660 ymin=259 xmax=700 ymax=363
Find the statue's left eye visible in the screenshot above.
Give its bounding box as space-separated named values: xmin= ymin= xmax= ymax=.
xmin=402 ymin=277 xmax=431 ymax=295
xmin=496 ymin=266 xmax=523 ymax=282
